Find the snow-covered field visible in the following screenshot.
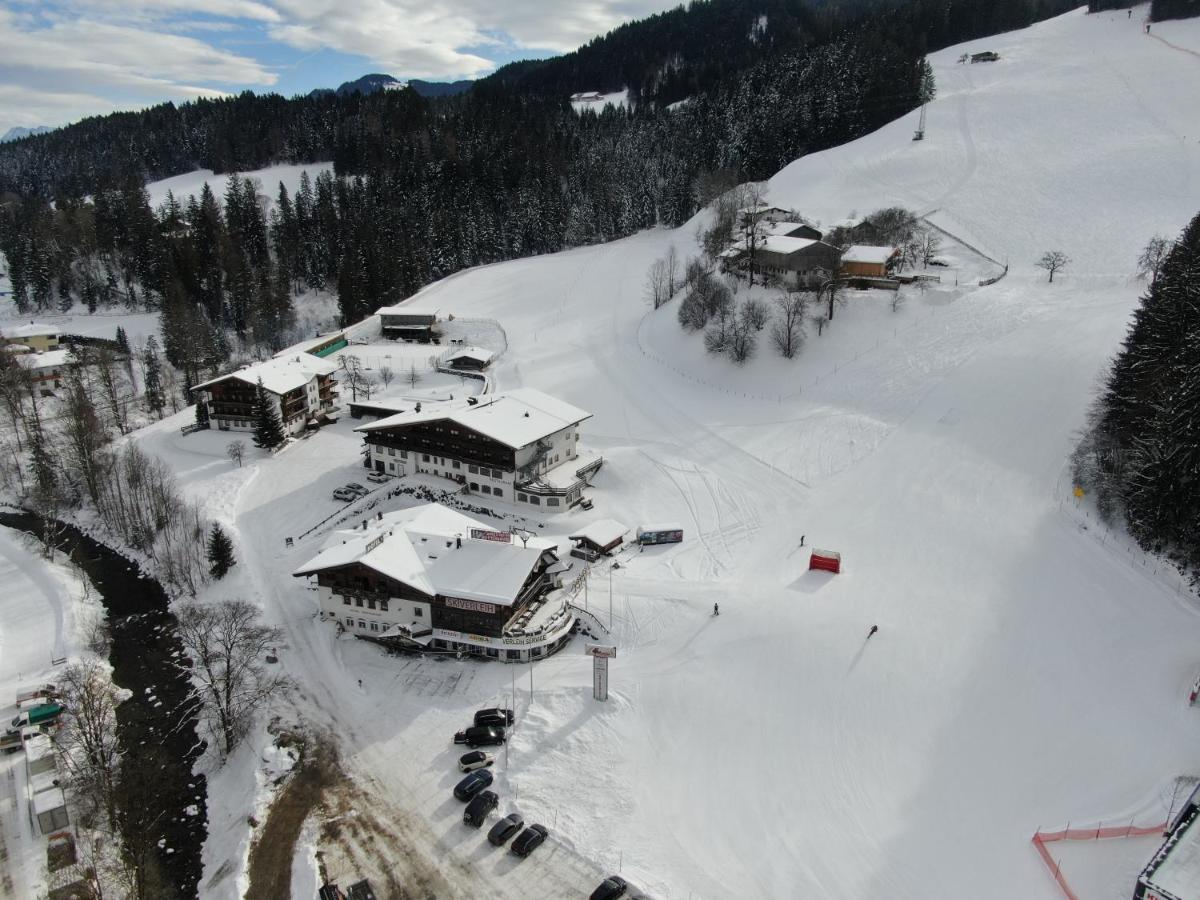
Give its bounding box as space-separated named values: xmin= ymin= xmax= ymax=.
xmin=145 ymin=162 xmax=334 ymax=212
xmin=7 ymin=5 xmax=1200 ymax=899
xmin=570 ymin=89 xmax=630 ymax=114
xmin=138 ymin=7 xmax=1200 ymax=898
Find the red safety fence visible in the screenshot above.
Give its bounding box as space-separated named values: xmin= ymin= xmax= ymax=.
xmin=1031 ymin=822 xmax=1167 ymax=900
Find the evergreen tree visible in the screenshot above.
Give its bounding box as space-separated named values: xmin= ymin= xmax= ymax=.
xmin=194 ymin=392 xmax=210 ymax=427
xmin=141 ymin=337 xmax=165 ymax=418
xmin=251 ymin=378 xmax=285 ymax=449
xmin=114 ymin=326 xmax=130 ymax=355
xmin=206 ymin=523 xmax=235 ymax=578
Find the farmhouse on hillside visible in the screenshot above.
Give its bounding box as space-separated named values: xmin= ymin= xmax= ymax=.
xmin=293 ymin=503 xmax=575 ymax=661
xmin=377 ymin=303 xmax=441 ymax=342
xmin=191 ymin=354 xmax=339 ymax=434
xmin=751 ymin=236 xmax=841 ymax=287
xmin=356 ymin=387 xmax=602 ymax=509
xmin=839 ymin=245 xmax=900 ymax=278
xmin=275 ymin=329 xmax=348 ymax=359
xmin=2 ymin=322 xmax=61 ymax=353
xmin=762 ymin=219 xmax=823 ymax=241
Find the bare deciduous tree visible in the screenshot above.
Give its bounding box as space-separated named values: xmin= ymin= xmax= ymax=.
xmin=378 ymin=365 xmax=394 ymax=388
xmin=55 ymin=660 xmax=122 ymax=831
xmin=772 ymin=293 xmax=808 ymax=359
xmin=226 ymin=440 xmax=245 ymax=467
xmin=1137 ymin=235 xmax=1174 ymax=285
xmin=664 ymin=245 xmax=680 ymax=296
xmin=175 ymin=600 xmax=290 ymax=757
xmin=919 ymin=230 xmax=941 ymax=267
xmin=407 ymin=363 xmax=422 ymax=388
xmin=1036 ymin=250 xmax=1070 ymax=283
xmin=728 ymin=321 xmax=757 ymax=365
xmin=646 ymin=258 xmax=672 ymax=309
xmin=740 ymin=298 xmax=769 ymax=332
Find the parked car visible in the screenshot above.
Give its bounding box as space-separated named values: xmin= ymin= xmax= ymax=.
xmin=458 ymin=751 xmax=494 ymax=773
xmin=487 ymin=813 xmax=524 ymax=846
xmin=453 ymin=769 xmax=494 ymax=801
xmin=332 ymin=488 xmax=357 ymax=502
xmin=365 ymin=471 xmax=390 ymax=484
xmin=453 ymin=726 xmax=505 ymax=748
xmin=591 ymin=876 xmax=630 ymax=900
xmin=344 ymin=482 xmax=370 ymax=497
xmin=509 ymin=824 xmax=548 ymax=857
xmin=463 ymin=790 xmax=499 ymax=827
xmin=473 ymin=708 xmax=515 ymax=728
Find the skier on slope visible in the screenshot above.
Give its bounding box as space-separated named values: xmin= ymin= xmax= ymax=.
xmin=714 ymin=602 xmax=720 ymax=616
xmin=867 ymin=624 xmax=878 ymax=639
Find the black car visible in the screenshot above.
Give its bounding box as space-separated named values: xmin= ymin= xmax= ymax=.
xmin=473 ymin=707 xmax=515 ymax=728
xmin=509 ymin=823 xmax=548 ymax=857
xmin=591 ymin=875 xmax=629 ymax=900
xmin=463 ymin=790 xmax=499 ymax=827
xmin=453 ymin=769 xmax=494 ymax=801
xmin=453 ymin=725 xmax=505 ymax=748
xmin=487 ymin=812 xmax=524 ymax=846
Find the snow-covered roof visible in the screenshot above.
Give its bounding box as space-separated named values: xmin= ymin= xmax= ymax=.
xmin=193 ymin=353 xmax=337 ymax=395
xmin=842 ymin=245 xmax=897 ymax=264
xmin=25 ymin=734 xmax=53 ymax=762
xmin=356 ymin=388 xmax=591 ymax=450
xmin=1 ymin=343 xmax=32 ymax=354
xmin=376 ymin=302 xmax=441 ymax=318
xmin=17 ymin=349 xmax=72 ymax=370
xmin=273 ymin=331 xmax=345 ymax=358
xmin=2 ymin=322 xmax=60 ymax=338
xmin=569 ymin=519 xmax=628 ymax=549
xmin=1143 ymin=810 xmax=1200 ymax=898
xmin=638 ymin=523 xmax=683 ymax=533
xmin=33 ymin=787 xmax=66 ymax=814
xmin=762 ymin=220 xmax=816 ymax=237
xmin=293 ymin=503 xmax=556 ymax=606
xmin=446 ymin=346 xmax=495 ymax=365
xmin=758 ymin=235 xmax=821 ymax=255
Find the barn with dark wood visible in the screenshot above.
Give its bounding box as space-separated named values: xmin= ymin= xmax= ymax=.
xmin=752 ymin=237 xmax=841 ymax=287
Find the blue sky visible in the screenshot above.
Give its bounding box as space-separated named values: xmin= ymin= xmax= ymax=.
xmin=0 ymin=0 xmax=681 ymax=134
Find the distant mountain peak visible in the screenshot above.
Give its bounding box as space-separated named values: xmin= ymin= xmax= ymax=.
xmin=2 ymin=125 xmax=51 ymax=142
xmin=310 ymin=74 xmax=473 ymax=100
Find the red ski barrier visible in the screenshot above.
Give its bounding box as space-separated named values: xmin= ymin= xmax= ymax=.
xmin=809 ymin=549 xmax=842 ymax=574
xmin=1031 ymin=822 xmax=1166 ymax=900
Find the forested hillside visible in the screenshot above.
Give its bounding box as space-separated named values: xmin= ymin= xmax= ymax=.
xmin=0 ymin=0 xmax=1076 ymax=385
xmin=1074 ymin=212 xmax=1200 ymax=583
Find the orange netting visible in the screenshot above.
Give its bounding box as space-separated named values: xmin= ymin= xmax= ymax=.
xmin=1031 ymin=823 xmax=1167 ymax=900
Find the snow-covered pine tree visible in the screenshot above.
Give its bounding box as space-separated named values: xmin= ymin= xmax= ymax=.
xmin=251 ymin=377 xmax=285 ymax=449
xmin=206 ymin=522 xmax=235 ymax=578
xmin=141 ymin=337 xmax=165 ymax=419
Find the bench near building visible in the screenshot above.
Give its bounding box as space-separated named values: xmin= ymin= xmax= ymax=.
xmin=191 ymin=354 xmax=339 ymax=435
xmin=357 ymin=388 xmax=602 ymax=509
xmin=293 ymin=503 xmax=575 ymax=661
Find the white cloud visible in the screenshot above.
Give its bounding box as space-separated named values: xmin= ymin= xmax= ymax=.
xmin=0 ymin=0 xmax=685 ymax=133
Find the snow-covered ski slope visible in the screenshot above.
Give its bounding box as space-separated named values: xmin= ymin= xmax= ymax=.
xmin=328 ymin=9 xmax=1199 ymax=898
xmin=140 ymin=7 xmax=1200 ymax=899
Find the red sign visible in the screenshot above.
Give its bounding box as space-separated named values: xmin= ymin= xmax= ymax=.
xmin=586 ymin=644 xmax=617 ymax=658
xmin=470 ymin=528 xmax=512 ymax=543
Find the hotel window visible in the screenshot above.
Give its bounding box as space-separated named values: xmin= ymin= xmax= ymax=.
xmin=355 ymin=597 xmax=363 ymax=607
xmin=518 ymin=493 xmax=528 ymax=502
xmin=470 ymin=482 xmax=479 ymax=491
xmin=469 ymin=464 xmax=479 ymax=474
xmin=367 ymin=599 xmax=376 ymax=610
xmin=400 ymin=450 xmax=408 ymax=459
xmin=530 ymin=496 xmax=540 ymax=505
xmin=507 ymin=650 xmax=521 ymax=660
xmin=388 ymin=447 xmax=395 ymax=456
xmin=494 ymin=488 xmax=503 ymax=497
xmin=452 ymin=460 xmax=460 ymax=469
xmin=343 ymin=596 xmax=351 ymax=605
xmin=345 ymin=616 xmax=354 ymax=626
xmin=422 ymin=454 xmax=430 ymax=462
xmin=370 ymin=622 xmax=379 ymax=632
xmin=481 ymin=485 xmax=492 ymax=495
xmin=547 ymin=498 xmax=559 ymax=506
xmin=358 ymin=620 xmax=366 ymax=629
xmin=414 ymin=608 xmax=423 ymax=617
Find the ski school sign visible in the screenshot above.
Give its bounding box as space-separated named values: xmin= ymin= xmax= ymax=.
xmin=471 ymin=528 xmax=512 ymax=543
